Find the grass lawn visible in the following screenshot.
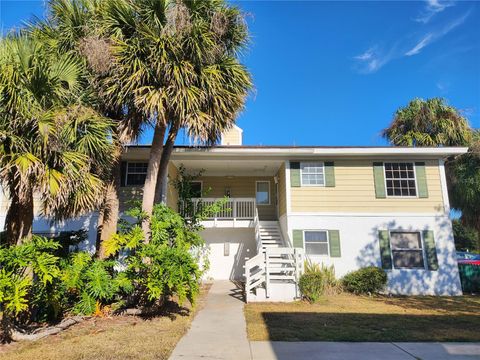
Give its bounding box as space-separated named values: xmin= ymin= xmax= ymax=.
xmin=0 ymin=285 xmax=210 ymax=360
xmin=245 ymin=293 xmax=480 ymax=342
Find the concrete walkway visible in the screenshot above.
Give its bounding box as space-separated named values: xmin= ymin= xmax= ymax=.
xmin=169 ymin=280 xmax=252 ymax=360
xmin=170 ymin=281 xmax=480 ymax=360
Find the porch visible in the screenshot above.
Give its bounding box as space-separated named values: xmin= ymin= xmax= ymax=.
xmin=168 ymin=156 xmax=302 ymax=301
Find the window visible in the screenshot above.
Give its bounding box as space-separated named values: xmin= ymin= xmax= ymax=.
xmin=304 ymin=230 xmax=329 ymax=256
xmin=301 ymin=162 xmax=325 ymax=186
xmin=384 ymin=162 xmax=417 ymax=197
xmin=126 ymin=162 xmax=148 ymax=186
xmin=256 ymin=181 xmax=270 ymax=205
xmin=189 ymin=181 xmax=202 ymax=198
xmin=390 ymin=231 xmax=425 ymax=269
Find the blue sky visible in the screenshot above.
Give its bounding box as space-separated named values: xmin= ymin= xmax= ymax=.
xmin=1 ymin=0 xmax=479 ymax=146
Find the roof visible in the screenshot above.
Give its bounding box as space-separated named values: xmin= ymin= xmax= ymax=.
xmin=125 ymin=145 xmax=468 ymax=158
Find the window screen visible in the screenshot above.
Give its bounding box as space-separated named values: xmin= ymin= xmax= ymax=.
xmin=301 ymin=162 xmax=325 ymax=186
xmin=126 ymin=162 xmax=148 ymax=186
xmin=390 ymin=231 xmax=424 ymax=269
xmin=304 ymin=231 xmax=329 ymax=255
xmin=384 ymin=163 xmax=417 ymax=197
xmin=256 ymin=181 xmax=270 ymax=205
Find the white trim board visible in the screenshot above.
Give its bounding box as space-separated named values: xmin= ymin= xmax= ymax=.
xmin=438 ymin=159 xmax=451 ymax=215
xmin=288 ymin=212 xmax=449 ymax=218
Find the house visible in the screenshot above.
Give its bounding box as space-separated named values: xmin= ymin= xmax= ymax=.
xmin=0 ymin=126 xmax=468 ymax=301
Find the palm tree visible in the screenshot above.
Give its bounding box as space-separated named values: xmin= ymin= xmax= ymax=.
xmin=99 ymin=0 xmax=252 ymax=238
xmin=382 ymin=98 xmax=472 ymax=147
xmin=0 ymin=34 xmax=114 ymax=245
xmin=31 ymin=0 xmax=145 ymax=256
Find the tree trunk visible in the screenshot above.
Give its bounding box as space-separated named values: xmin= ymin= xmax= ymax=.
xmin=96 ymin=159 xmax=122 ymax=258
xmin=4 ymin=179 xmax=34 ymax=246
xmin=141 ymin=121 xmax=167 ymax=241
xmin=154 ymin=122 xmax=180 ymax=204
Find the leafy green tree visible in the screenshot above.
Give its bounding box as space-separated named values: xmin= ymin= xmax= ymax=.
xmin=452 ymin=219 xmax=480 ymax=252
xmin=448 ymin=131 xmax=480 ymax=240
xmin=0 ymin=34 xmax=115 ymax=245
xmin=382 ymin=98 xmax=472 ymax=147
xmin=383 ymin=98 xmax=479 ymax=239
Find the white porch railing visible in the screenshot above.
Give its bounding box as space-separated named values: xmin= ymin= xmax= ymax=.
xmin=180 ymin=197 xmax=256 ymax=221
xmin=245 ymin=246 xmax=304 ymax=302
xmin=244 ymin=206 xmax=305 ymax=301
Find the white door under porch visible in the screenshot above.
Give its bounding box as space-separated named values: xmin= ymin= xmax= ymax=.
xmin=201 ymin=228 xmax=255 ymax=280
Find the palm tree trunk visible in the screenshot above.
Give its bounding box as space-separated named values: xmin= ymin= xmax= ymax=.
xmin=154 ymin=122 xmax=180 ymax=204
xmin=96 ymin=159 xmax=122 ymax=258
xmin=4 ymin=179 xmax=34 ymax=246
xmin=142 ymin=121 xmax=167 ymax=240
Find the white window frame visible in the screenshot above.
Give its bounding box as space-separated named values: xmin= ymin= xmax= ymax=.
xmin=255 ymin=180 xmax=271 ymax=206
xmin=300 ymin=161 xmax=325 ymax=187
xmin=303 ymin=230 xmax=329 ymax=257
xmin=189 ymin=180 xmax=203 ymax=198
xmin=383 ymin=161 xmax=418 ymax=198
xmin=125 ymin=162 xmax=148 ymax=186
xmin=389 ymin=230 xmax=426 ymax=270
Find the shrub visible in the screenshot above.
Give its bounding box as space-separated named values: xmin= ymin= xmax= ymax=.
xmin=342 ymin=266 xmax=387 ymax=295
xmin=299 ymin=272 xmax=324 ymax=303
xmin=104 ymin=204 xmax=204 ymax=306
xmin=299 ymin=259 xmax=341 ymax=302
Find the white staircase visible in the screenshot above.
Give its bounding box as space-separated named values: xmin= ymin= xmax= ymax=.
xmin=244 ymin=210 xmax=304 ymax=302
xmin=258 ymin=221 xmax=284 ymax=250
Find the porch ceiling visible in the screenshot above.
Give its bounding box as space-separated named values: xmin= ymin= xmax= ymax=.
xmin=171 ymin=159 xmax=283 ymax=176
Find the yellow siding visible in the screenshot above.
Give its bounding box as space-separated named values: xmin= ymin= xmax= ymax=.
xmin=167 ymin=162 xmax=179 ymax=211
xmin=221 ymin=127 xmax=242 ymax=145
xmin=291 ymin=159 xmax=444 ymax=213
xmin=199 ymin=176 xmax=277 ymax=220
xmin=277 ymin=163 xmax=287 ymax=217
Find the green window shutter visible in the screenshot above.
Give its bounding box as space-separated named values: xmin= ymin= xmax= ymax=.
xmin=373 ymin=162 xmax=386 ymax=199
xmin=292 ymin=230 xmax=303 ymax=248
xmin=290 ymin=162 xmax=301 ymax=187
xmin=120 ymin=161 xmax=127 ymax=187
xmin=378 ymin=230 xmax=392 ymax=269
xmin=328 ymin=230 xmax=341 ymax=257
xmin=415 ymin=162 xmax=429 ymax=198
xmin=324 ymin=162 xmax=335 ymax=187
xmin=423 ymin=230 xmax=438 ymax=271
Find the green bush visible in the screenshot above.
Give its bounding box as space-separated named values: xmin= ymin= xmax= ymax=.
xmin=299 ymin=259 xmax=342 ymax=303
xmin=299 ymin=272 xmax=324 ymax=303
xmin=104 ymin=203 xmax=204 ymax=306
xmin=342 ymin=266 xmax=387 ymax=295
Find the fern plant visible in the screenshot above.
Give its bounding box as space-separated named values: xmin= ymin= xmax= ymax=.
xmin=106 ymin=204 xmax=203 ymax=307
xmin=61 ymin=252 xmax=133 ymax=315
xmin=0 ymin=236 xmax=61 ymax=339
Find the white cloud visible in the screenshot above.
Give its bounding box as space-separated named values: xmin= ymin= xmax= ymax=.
xmin=436 ymin=81 xmax=449 ymax=92
xmin=353 ymin=45 xmax=397 ymax=74
xmin=354 ymin=48 xmax=374 ymax=61
xmin=353 ymin=5 xmax=470 ymax=74
xmin=405 ymin=34 xmax=433 ymax=56
xmin=414 ymin=0 xmax=455 ymax=24
xmin=405 ymin=11 xmax=470 ymax=56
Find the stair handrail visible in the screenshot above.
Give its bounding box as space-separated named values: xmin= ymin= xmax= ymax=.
xmin=253 ymin=205 xmax=263 ymax=254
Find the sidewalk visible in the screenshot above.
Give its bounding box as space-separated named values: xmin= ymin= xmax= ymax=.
xmin=250 ymin=341 xmax=480 ymax=360
xmin=169 ymin=280 xmax=252 ymax=360
xmin=170 ymin=281 xmax=480 ymax=360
